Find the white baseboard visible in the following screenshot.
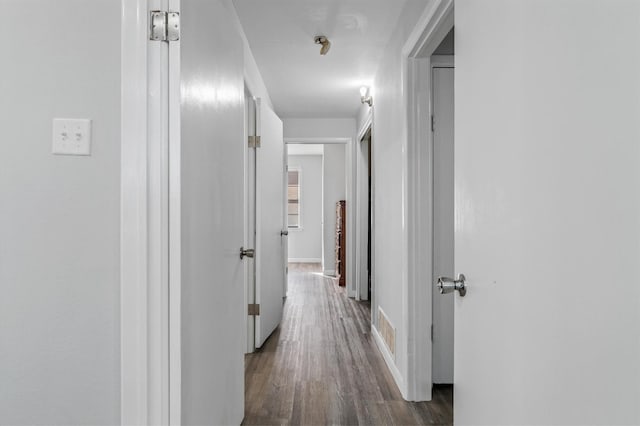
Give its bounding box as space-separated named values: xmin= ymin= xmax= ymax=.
xmin=372 ymin=324 xmax=407 ymax=399
xmin=288 ymin=258 xmax=322 ymax=263
xmin=323 ymin=269 xmax=336 ymax=276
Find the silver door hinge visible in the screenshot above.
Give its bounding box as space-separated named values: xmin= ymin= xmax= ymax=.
xmin=431 ymin=115 xmax=435 ymax=132
xmin=430 ymin=324 xmax=433 ymax=341
xmin=248 ymin=303 xmax=260 ymax=316
xmin=248 ymin=135 xmax=261 ymax=148
xmin=150 ymin=11 xmax=180 ymax=42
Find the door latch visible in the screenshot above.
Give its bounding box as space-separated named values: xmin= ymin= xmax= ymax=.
xmin=240 ymin=247 xmax=255 ymax=259
xmin=436 ymin=274 xmax=467 ymax=297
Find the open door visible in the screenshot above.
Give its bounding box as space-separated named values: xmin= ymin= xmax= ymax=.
xmin=254 ymin=99 xmax=286 ymax=348
xmin=177 ymin=1 xmax=245 ymax=424
xmin=453 ymin=2 xmax=640 ymax=424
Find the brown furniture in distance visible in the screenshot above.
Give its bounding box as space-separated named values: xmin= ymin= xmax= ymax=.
xmin=335 ymin=200 xmax=346 ymax=286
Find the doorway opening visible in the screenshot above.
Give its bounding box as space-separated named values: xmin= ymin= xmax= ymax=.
xmin=360 ymin=128 xmax=373 ymax=302
xmin=285 ymin=141 xmax=348 ymax=281
xmin=285 ymin=144 xmax=324 ymax=267
xmin=431 ymin=28 xmax=455 ymax=387
xmin=355 ymin=117 xmax=374 ymax=315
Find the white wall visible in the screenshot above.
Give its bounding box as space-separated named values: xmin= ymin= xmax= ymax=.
xmin=0 ymin=2 xmax=121 ymax=424
xmin=284 ymin=118 xmax=355 ymax=139
xmin=287 ymin=155 xmax=323 ymax=262
xmin=322 ymin=145 xmax=346 ymax=275
xmin=227 ymin=0 xmax=274 ymax=111
xmin=354 ymin=0 xmax=432 ymax=398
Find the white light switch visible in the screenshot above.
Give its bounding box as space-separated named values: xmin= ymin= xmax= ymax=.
xmin=52 ymin=118 xmax=92 ymax=156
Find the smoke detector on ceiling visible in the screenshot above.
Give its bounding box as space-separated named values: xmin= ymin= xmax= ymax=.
xmin=314 ymin=36 xmax=331 ymax=55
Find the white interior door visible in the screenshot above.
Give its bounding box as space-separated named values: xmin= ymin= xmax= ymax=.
xmin=454 ymin=2 xmax=640 ymax=424
xmin=432 ymin=65 xmax=454 ymax=385
xmin=245 ymin=89 xmax=257 ymax=354
xmin=255 ymin=99 xmax=285 ymax=348
xmin=178 ymin=1 xmax=245 ymax=424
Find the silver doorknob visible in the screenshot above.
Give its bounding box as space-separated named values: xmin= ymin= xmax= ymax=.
xmin=281 ymin=230 xmax=289 ymax=236
xmin=436 ymin=274 xmax=467 ymax=297
xmin=240 ymin=247 xmax=255 ymax=259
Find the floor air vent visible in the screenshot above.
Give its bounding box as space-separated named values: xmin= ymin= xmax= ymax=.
xmin=378 ymin=307 xmax=396 ymax=357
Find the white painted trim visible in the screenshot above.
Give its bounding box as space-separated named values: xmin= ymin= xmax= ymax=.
xmin=121 ymin=0 xmax=175 ymax=423
xmin=323 ymin=270 xmax=336 ymax=276
xmin=357 ymin=113 xmax=373 ymax=143
xmin=167 ymin=0 xmax=182 ymax=423
xmin=372 ymin=325 xmax=406 ymax=392
xmin=287 ymin=258 xmax=323 ymax=264
xmin=402 ymin=0 xmax=454 ymax=57
xmin=145 ymin=0 xmax=170 ymax=421
xmin=402 ymin=0 xmax=454 ymax=402
xmin=121 ymin=1 xmax=150 ymax=423
xmin=431 ymin=55 xmax=455 ymax=68
xmin=284 ymin=137 xmax=350 ymax=145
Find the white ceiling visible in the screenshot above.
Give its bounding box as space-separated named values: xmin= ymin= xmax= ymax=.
xmin=233 ymin=0 xmax=409 ymax=119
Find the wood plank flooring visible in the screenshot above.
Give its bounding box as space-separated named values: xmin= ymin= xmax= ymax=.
xmin=243 ymin=263 xmax=453 ymax=425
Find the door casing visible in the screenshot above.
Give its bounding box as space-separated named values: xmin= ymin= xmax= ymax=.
xmin=121 ymin=0 xmax=175 ymax=423
xmin=401 ymin=0 xmax=454 ymax=402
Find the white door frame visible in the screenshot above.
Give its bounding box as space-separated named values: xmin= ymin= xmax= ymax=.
xmin=121 ymin=0 xmax=180 ymax=423
xmin=401 ymin=0 xmax=454 ymax=401
xmin=283 ymin=137 xmax=354 ymax=297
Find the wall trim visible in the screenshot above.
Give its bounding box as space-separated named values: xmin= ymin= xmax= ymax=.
xmin=402 ymin=0 xmax=454 ymax=402
xmin=372 ymin=324 xmax=406 ymax=396
xmin=121 ymin=0 xmax=175 ymax=423
xmin=403 ymin=0 xmax=454 ymax=57
xmin=167 ymin=0 xmax=182 ymax=423
xmin=287 ymin=258 xmax=323 ymax=264
xmin=121 ymin=0 xmax=155 ymax=424
xmin=357 ymin=112 xmax=373 ymax=143
xmin=284 ymin=137 xmax=350 ymax=145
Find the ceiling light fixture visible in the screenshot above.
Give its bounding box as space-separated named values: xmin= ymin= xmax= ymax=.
xmin=314 ymin=36 xmax=331 ymax=55
xmin=360 ymin=86 xmax=373 ymax=107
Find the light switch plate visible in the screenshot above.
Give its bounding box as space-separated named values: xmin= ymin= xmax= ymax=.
xmin=52 ymin=118 xmax=92 ymax=156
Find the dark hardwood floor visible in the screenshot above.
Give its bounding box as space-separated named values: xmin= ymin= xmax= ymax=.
xmin=243 ymin=263 xmax=453 ymax=425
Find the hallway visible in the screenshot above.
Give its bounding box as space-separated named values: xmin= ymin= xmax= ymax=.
xmin=243 ymin=264 xmax=453 ymax=425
